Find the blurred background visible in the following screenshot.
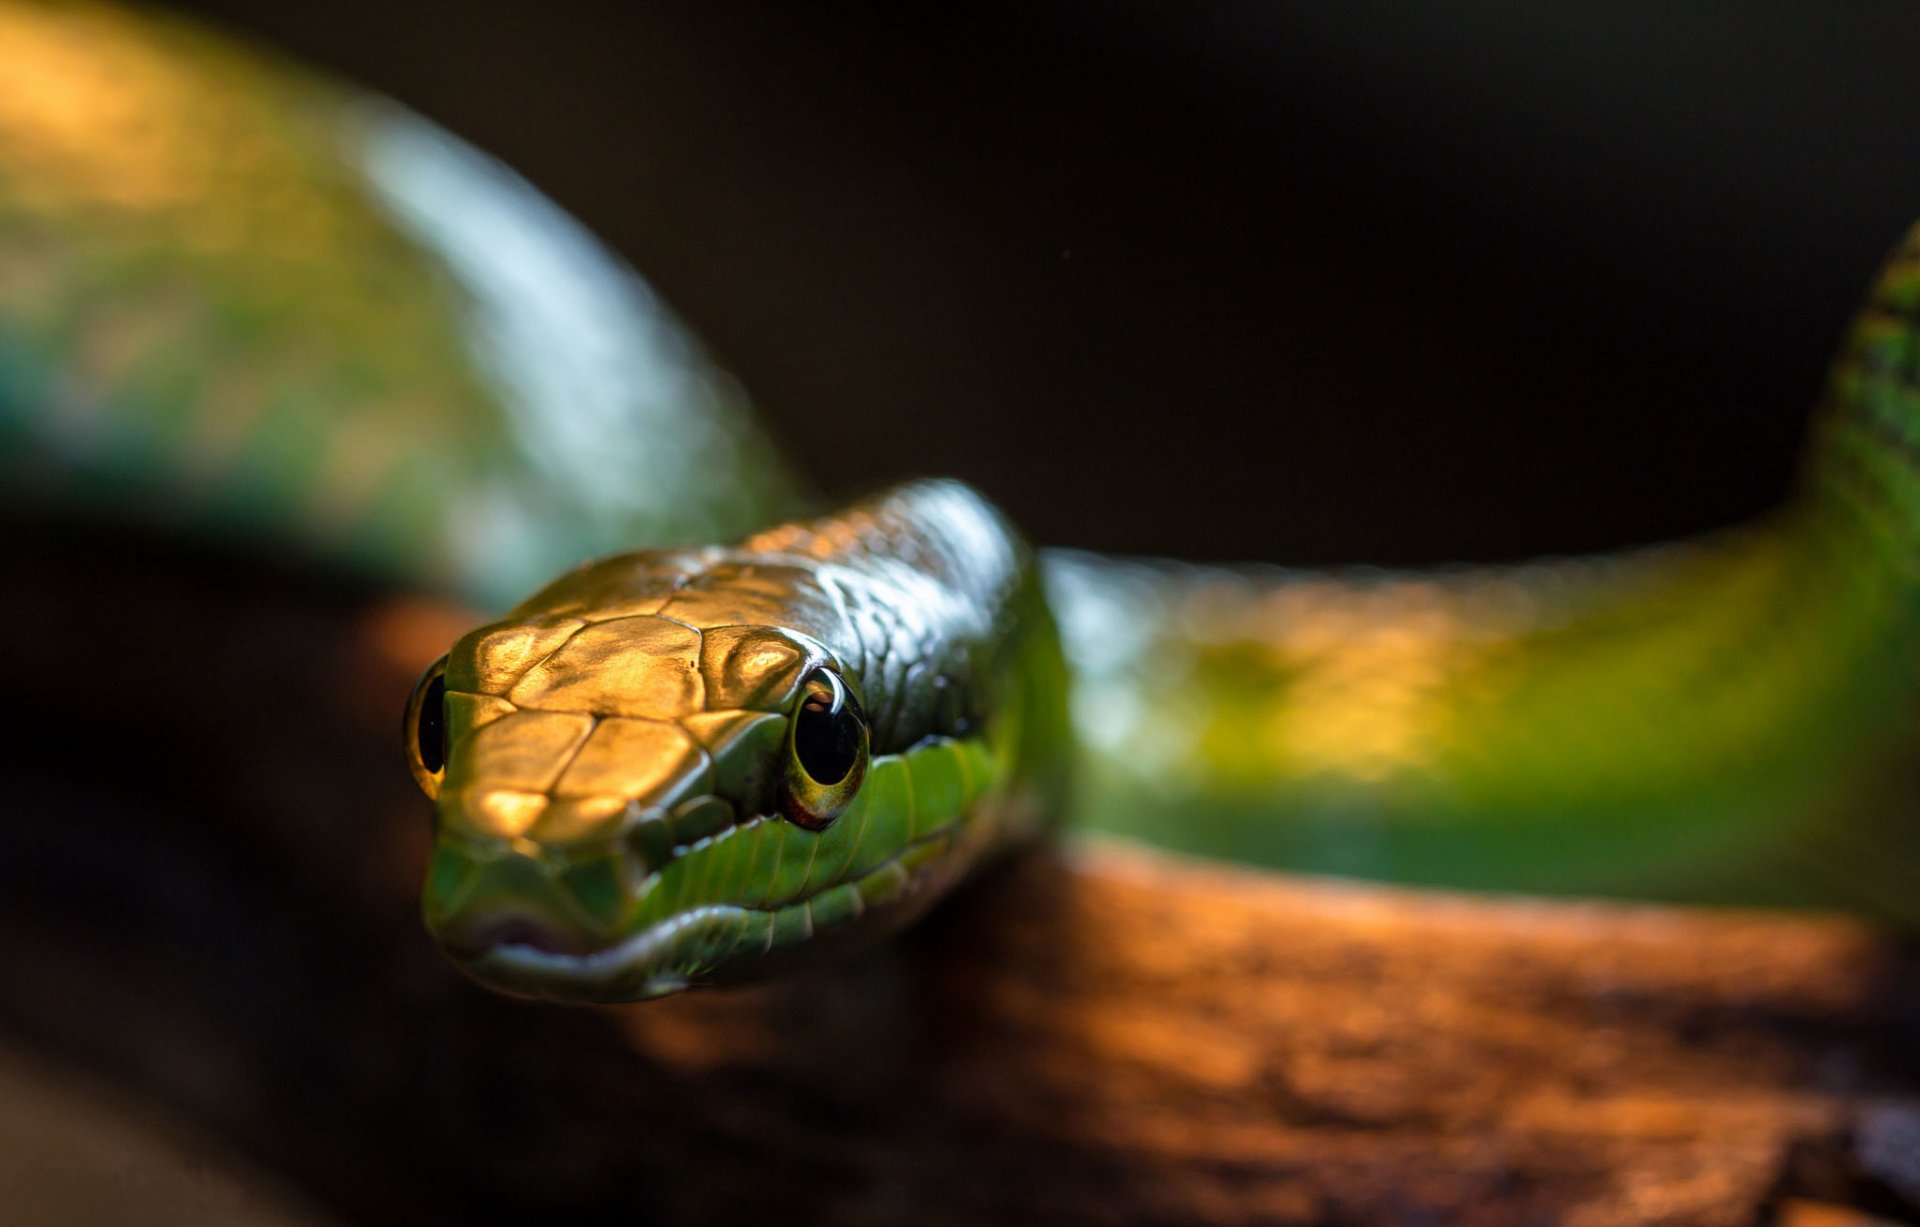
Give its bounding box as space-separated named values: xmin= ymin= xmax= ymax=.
xmin=162 ymin=0 xmax=1920 ymax=568
xmin=11 ymin=6 xmax=1920 ymax=1221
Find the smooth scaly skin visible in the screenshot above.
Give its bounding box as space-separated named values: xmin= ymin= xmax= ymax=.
xmin=422 ymin=481 xmax=1068 ymax=1000
xmin=4 ymin=3 xmax=1918 ymax=1000
xmin=1058 ymin=234 xmax=1920 ymax=920
xmin=0 ymin=0 xmax=805 ymax=605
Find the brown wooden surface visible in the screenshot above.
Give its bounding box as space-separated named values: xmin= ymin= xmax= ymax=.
xmin=5 ymin=834 xmax=1919 ymax=1226
xmin=2 ymin=534 xmax=1918 ymax=1225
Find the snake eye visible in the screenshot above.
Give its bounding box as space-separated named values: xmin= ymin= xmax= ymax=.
xmin=404 ymin=655 xmax=449 ymax=799
xmin=781 ymin=667 xmax=869 ymax=830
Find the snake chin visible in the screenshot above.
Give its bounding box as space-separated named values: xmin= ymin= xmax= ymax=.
xmin=451 ymin=920 xmax=704 ymax=1004
xmin=437 ymin=913 xmax=586 ymax=961
xmin=444 ymin=860 xmax=956 ymax=1003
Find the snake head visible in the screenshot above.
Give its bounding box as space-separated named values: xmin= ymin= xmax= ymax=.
xmin=404 ymin=484 xmax=1064 ymax=1003
xmin=401 ymin=543 xmax=1015 ymax=1002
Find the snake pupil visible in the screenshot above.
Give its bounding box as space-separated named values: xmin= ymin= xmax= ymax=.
xmin=416 ymin=671 xmax=447 ymax=775
xmin=794 ymin=671 xmax=862 ymax=785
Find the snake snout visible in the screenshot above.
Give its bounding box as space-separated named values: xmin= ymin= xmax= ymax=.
xmin=423 ymin=840 xmax=632 ymax=969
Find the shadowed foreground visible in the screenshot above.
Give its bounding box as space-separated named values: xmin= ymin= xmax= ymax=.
xmin=1 ymin=534 xmax=1917 ymax=1225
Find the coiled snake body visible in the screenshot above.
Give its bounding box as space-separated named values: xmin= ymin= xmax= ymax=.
xmin=5 ymin=3 xmax=1917 ymax=1001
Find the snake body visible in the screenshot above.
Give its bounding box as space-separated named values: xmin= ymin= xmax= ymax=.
xmin=5 ymin=3 xmax=1918 ymax=1000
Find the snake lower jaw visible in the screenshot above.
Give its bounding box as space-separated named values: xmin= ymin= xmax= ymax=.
xmin=432 ymin=912 xmax=593 ymax=962
xmin=452 ymin=938 xmax=693 ymax=1004
xmin=435 ymin=894 xmax=797 ymax=1003
xmin=436 ymin=848 xmax=967 ymax=1003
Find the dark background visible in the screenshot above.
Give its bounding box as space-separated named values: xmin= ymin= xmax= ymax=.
xmin=174 ymin=0 xmax=1920 ymax=567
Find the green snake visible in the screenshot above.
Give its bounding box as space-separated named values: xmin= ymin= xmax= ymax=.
xmin=5 ymin=2 xmax=1918 ymax=1003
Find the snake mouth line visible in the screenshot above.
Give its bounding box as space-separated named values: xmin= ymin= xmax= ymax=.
xmin=471 ymin=903 xmax=766 ymax=998
xmin=459 ymin=819 xmax=963 ymax=999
